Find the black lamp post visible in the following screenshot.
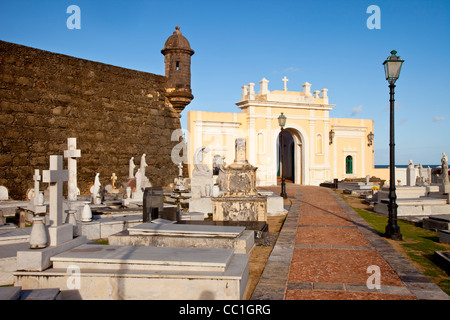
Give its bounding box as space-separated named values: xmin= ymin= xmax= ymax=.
xmin=278 ymin=112 xmax=287 ymax=199
xmin=383 ymin=50 xmax=404 ymax=241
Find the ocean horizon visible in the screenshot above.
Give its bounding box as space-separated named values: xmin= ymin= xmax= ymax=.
xmin=375 ymin=164 xmax=440 ymax=169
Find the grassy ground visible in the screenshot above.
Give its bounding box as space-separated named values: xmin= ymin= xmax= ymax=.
xmin=338 ymin=191 xmax=450 ymax=296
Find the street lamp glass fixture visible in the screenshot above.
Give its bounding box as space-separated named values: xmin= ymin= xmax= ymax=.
xmin=278 ymin=112 xmax=287 ymax=128
xmin=383 ymin=50 xmax=404 ymax=84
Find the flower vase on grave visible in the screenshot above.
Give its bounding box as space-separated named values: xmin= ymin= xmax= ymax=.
xmin=205 ymin=184 xmax=211 ymax=197
xmin=81 ymin=202 xmax=92 ymax=222
xmin=29 ymin=216 xmax=48 ymax=249
xmin=65 ymin=210 xmax=78 ymax=236
xmin=37 ymin=191 xmax=44 ymax=205
xmin=212 ymin=185 xmax=220 ymax=197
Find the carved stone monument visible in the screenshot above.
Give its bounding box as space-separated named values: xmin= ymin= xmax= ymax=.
xmin=189 ymin=147 xmax=214 ymax=216
xmin=212 ymin=138 xmax=267 ymax=221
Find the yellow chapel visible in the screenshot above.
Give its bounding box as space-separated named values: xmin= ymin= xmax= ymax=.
xmin=187 ymin=77 xmax=384 ymax=186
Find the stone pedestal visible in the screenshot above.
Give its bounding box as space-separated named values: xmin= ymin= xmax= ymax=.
xmin=220 ymin=163 xmax=258 ymax=197
xmin=213 ymin=197 xmax=267 ymax=222
xmin=189 ymin=197 xmax=212 ymax=217
xmin=211 ymin=138 xmax=268 ymax=222
xmin=406 ymin=162 xmax=416 ymax=186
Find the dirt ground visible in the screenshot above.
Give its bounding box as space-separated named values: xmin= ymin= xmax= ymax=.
xmin=243 ymin=205 xmax=289 ymax=300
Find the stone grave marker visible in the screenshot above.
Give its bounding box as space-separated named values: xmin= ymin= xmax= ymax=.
xmin=0 ymin=186 xmax=9 ymax=201
xmin=42 ymin=155 xmax=72 ymax=246
xmin=406 ymin=160 xmax=415 ymax=186
xmin=16 ymin=155 xmax=86 ymax=272
xmin=143 ymin=186 xmax=164 ymax=222
xmin=63 ymin=138 xmax=81 ymax=201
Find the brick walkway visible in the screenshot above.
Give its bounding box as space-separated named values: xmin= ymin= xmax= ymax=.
xmin=252 ymin=185 xmax=450 ymax=300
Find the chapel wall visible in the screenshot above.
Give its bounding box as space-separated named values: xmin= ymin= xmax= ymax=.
xmin=0 ymin=41 xmax=181 ymax=199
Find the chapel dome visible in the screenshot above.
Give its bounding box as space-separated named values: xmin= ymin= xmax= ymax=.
xmin=161 ymin=26 xmax=194 ymax=55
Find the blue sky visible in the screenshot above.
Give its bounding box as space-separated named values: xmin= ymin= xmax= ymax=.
xmin=1 ymin=0 xmax=449 ymax=165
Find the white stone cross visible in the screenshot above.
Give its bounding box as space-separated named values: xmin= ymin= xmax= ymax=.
xmin=282 ymin=76 xmax=288 ymax=91
xmin=43 ymin=155 xmax=69 ymax=227
xmin=33 ymin=169 xmax=41 ymax=206
xmin=64 ymin=138 xmax=81 ymax=201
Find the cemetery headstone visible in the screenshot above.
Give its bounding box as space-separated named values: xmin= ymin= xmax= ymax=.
xmin=42 ymin=155 xmax=72 ymax=246
xmin=427 ymin=166 xmax=432 ymax=184
xmin=28 ymin=169 xmax=46 ymax=215
xmin=143 ymin=186 xmax=164 ymax=222
xmin=0 ymin=186 xmax=9 ymax=201
xmin=63 ymin=138 xmax=81 ymax=201
xmin=406 ymin=160 xmax=415 ymax=186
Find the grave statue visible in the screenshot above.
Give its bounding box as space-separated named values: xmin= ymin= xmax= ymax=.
xmin=111 ymin=173 xmax=117 ymax=189
xmin=190 ymin=146 xmax=214 ymax=213
xmin=91 ymin=173 xmax=101 ymax=203
xmin=193 ymin=146 xmax=212 ymax=176
xmin=178 ymin=162 xmax=183 ymax=177
xmin=416 ymin=163 xmax=425 ymax=185
xmin=140 ymin=154 xmax=148 ymax=178
xmin=135 ymin=168 xmax=142 ymax=192
xmin=174 ymin=162 xmax=187 ymax=191
xmin=129 ymin=157 xmax=135 ymax=179
xmin=213 ymin=155 xmax=225 ymax=176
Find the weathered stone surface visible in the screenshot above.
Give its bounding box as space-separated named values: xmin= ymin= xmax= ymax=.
xmin=0 ymin=41 xmax=181 ymax=199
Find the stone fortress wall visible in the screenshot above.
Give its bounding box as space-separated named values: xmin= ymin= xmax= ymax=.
xmin=0 ymin=40 xmax=181 ymax=199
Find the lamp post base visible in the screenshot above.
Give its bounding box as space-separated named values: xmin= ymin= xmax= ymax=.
xmin=280 ymin=178 xmax=287 ymax=199
xmin=384 ymin=225 xmax=402 ymax=241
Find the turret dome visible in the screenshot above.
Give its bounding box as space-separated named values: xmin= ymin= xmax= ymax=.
xmin=161 ymin=26 xmax=194 ymax=55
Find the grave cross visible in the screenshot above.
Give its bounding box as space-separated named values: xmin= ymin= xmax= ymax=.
xmin=43 ymin=155 xmax=68 ymax=226
xmin=111 ymin=173 xmax=118 ymax=189
xmin=282 ymin=76 xmax=288 ymax=91
xmin=33 ymin=169 xmax=41 ymax=205
xmin=64 ymin=138 xmax=81 ymax=201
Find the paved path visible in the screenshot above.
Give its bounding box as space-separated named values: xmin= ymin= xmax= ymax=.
xmin=252 ymin=185 xmax=450 ymax=300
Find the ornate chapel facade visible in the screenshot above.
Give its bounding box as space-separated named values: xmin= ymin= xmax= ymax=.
xmin=187 ymin=77 xmax=380 ymax=186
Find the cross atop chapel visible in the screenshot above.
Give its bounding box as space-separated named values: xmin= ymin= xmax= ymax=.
xmin=282 ymin=76 xmax=288 ymax=91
